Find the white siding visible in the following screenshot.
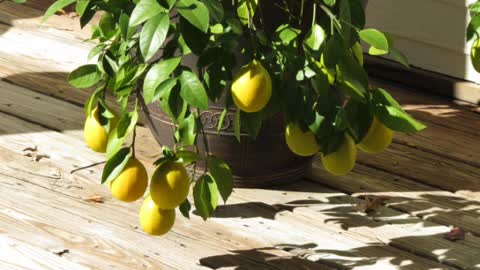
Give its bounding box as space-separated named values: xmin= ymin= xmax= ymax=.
xmin=366 ymin=0 xmax=480 ymax=83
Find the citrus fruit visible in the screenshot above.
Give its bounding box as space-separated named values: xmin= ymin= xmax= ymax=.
xmin=231 ymin=60 xmax=272 ymax=113
xmin=150 ymin=162 xmax=190 ymax=210
xmin=109 ymin=158 xmax=148 ymax=202
xmin=471 ymin=39 xmax=480 ymax=73
xmin=321 ymin=134 xmax=357 ymax=176
xmin=285 ymin=123 xmax=321 ymax=156
xmin=352 ymin=42 xmax=364 ymax=66
xmin=358 ymin=116 xmax=393 ymax=154
xmin=139 ymin=195 xmax=175 ymax=236
xmin=84 ymin=106 xmax=108 ymax=153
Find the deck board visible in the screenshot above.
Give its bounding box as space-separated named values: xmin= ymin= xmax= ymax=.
xmin=1 ymin=1 xmax=480 ymax=269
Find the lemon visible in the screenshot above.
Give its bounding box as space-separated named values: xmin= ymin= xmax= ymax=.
xmin=471 ymin=39 xmax=480 ymax=73
xmin=321 ymin=134 xmax=357 ymax=176
xmin=358 ymin=116 xmax=393 ymax=154
xmin=231 ymin=60 xmax=272 ymax=113
xmin=109 ymin=158 xmax=148 ymax=202
xmin=352 ymin=42 xmax=364 ymax=66
xmin=139 ymin=195 xmax=175 ymax=236
xmin=84 ymin=106 xmax=108 ymax=153
xmin=285 ymin=123 xmax=321 ymax=156
xmin=150 ymin=162 xmax=190 ymax=210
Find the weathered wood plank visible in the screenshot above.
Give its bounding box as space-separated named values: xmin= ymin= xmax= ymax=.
xmin=4 ymin=80 xmax=480 ymax=237
xmin=310 ymin=159 xmax=480 ymax=235
xmin=0 ymin=112 xmax=452 ymax=270
xmin=357 ymin=143 xmax=480 ymax=193
xmin=0 ymin=1 xmax=94 ymax=42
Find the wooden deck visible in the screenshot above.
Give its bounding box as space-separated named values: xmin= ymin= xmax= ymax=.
xmin=0 ymin=2 xmax=479 ymax=269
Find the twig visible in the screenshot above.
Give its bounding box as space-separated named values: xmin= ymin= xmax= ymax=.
xmin=70 ymin=161 xmax=105 ymax=174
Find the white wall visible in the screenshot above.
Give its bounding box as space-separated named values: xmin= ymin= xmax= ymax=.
xmin=366 ymin=0 xmax=480 ymax=83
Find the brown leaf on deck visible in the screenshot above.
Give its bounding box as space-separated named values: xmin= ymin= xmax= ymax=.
xmin=23 ymin=146 xmax=50 ymax=162
xmin=83 ymin=195 xmax=105 ymax=203
xmin=444 ymin=227 xmax=465 ymax=241
xmin=355 ymin=195 xmax=390 ymax=214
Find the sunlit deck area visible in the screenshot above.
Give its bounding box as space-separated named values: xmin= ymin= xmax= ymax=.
xmin=0 ymin=2 xmax=479 ymax=269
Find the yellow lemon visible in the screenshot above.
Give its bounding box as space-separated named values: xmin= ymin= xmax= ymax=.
xmin=352 ymin=42 xmax=364 ymax=66
xmin=231 ymin=60 xmax=272 ymax=113
xmin=321 ymin=134 xmax=357 ymax=176
xmin=109 ymin=158 xmax=148 ymax=202
xmin=285 ymin=123 xmax=321 ymax=156
xmin=139 ymin=195 xmax=175 ymax=236
xmin=84 ymin=106 xmax=108 ymax=153
xmin=150 ymin=162 xmax=190 ymax=210
xmin=358 ymin=116 xmax=393 ymax=154
xmin=471 ymin=39 xmax=480 ymax=73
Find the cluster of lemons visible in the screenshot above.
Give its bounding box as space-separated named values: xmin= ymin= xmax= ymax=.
xmin=84 ymin=107 xmax=190 ymax=236
xmin=231 ymin=52 xmax=393 ymax=177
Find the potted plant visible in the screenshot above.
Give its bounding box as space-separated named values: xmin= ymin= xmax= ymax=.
xmin=43 ymin=0 xmax=425 ymax=236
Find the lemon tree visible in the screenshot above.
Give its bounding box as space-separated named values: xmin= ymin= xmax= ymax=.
xmin=44 ymin=0 xmax=426 ymax=236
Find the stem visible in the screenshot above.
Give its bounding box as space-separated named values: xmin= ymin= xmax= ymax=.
xmin=196 ymin=109 xmax=210 ymax=174
xmin=70 ymin=161 xmax=106 ymax=174
xmin=299 ymin=0 xmax=305 ymax=26
xmin=131 ymin=126 xmax=137 ymax=158
xmin=311 ymin=3 xmax=317 ymax=27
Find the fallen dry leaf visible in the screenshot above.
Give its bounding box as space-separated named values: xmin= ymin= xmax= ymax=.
xmin=444 ymin=227 xmax=465 ymax=241
xmin=51 ymin=248 xmax=69 ymax=257
xmin=355 ymin=195 xmax=390 ymax=214
xmin=22 ymin=146 xmax=50 ymax=162
xmin=83 ymin=195 xmax=105 ymax=203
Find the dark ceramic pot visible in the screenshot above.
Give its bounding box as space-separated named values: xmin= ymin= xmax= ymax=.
xmin=142 ymin=102 xmax=311 ymax=188
xmin=140 ymin=0 xmax=368 ymax=188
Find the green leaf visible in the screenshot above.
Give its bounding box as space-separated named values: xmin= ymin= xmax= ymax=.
xmin=336 ymin=54 xmax=368 ymax=99
xmin=203 ymin=0 xmax=224 ymax=22
xmin=84 ymin=87 xmax=103 ymax=117
xmin=140 ymin=13 xmax=170 ymax=62
xmin=234 ymin=109 xmax=241 ymax=142
xmin=345 ymin=98 xmax=372 ymax=142
xmin=80 ymin=8 xmax=96 ymax=28
xmin=176 ymin=150 xmax=200 ymax=163
xmin=389 ymin=48 xmax=409 ymax=67
xmin=216 ymin=108 xmax=228 ymax=133
xmin=237 ymin=0 xmax=257 ymax=25
xmin=153 ymin=78 xmax=178 ymax=102
xmin=207 ymin=156 xmax=233 ymax=203
xmin=12 ymin=0 xmax=27 ymax=3
xmin=88 ymin=44 xmax=106 ymax=61
xmin=304 ymin=24 xmax=325 ymax=51
xmin=349 ymin=0 xmax=365 ymax=29
xmin=467 ymin=14 xmax=480 ymax=42
xmin=130 ymin=0 xmax=165 ymax=26
xmin=193 ymin=174 xmax=218 ymax=220
xmin=177 ymin=0 xmax=210 ymax=33
xmin=241 ymin=112 xmax=263 ymax=139
xmin=43 ymin=0 xmax=77 ymax=22
xmin=119 ymin=13 xmax=135 ymax=40
xmin=179 ymin=17 xmax=208 ymax=54
xmin=339 ymin=0 xmax=352 ymax=45
xmin=179 ymin=71 xmax=209 ymax=109
xmin=323 ymin=0 xmax=336 ymax=7
xmin=101 ymin=148 xmax=132 ymax=184
xmin=99 ymin=12 xmax=116 ymax=39
xmin=178 ymin=113 xmax=196 ymax=146
xmin=372 ymin=88 xmax=426 ymax=132
xmin=106 ymin=111 xmax=139 ymax=159
xmin=359 ymin=29 xmax=389 ymax=51
xmin=143 ymin=57 xmax=181 ymax=104
xmin=68 ymin=65 xmax=100 ymax=88
xmin=75 ymin=0 xmax=89 ymax=16
xmin=275 ymin=24 xmax=301 ymax=45
xmin=322 ymin=37 xmax=344 ymax=70
xmin=179 ymin=199 xmax=191 ymax=218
